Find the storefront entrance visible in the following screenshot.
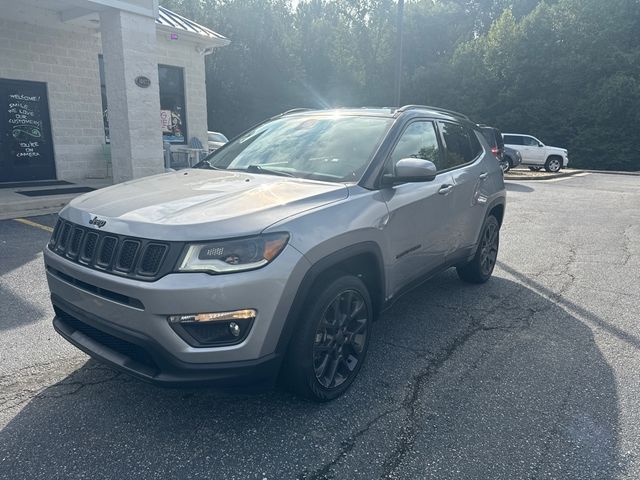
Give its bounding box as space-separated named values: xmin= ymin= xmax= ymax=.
xmin=0 ymin=79 xmax=56 ymax=183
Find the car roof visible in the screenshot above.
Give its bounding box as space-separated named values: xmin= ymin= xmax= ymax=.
xmin=279 ymin=106 xmax=472 ymax=124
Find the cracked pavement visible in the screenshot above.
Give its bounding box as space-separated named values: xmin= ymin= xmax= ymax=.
xmin=1 ymin=172 xmax=639 ymax=479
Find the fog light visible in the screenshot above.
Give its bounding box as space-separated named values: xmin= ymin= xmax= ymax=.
xmin=168 ymin=309 xmax=256 ymax=347
xmin=229 ymin=321 xmax=240 ymax=337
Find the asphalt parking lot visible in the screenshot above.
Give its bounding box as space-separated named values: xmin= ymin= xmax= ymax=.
xmin=1 ymin=172 xmax=639 ymax=479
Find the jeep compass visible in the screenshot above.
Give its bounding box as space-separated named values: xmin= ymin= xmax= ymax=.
xmin=45 ymin=106 xmax=506 ymax=401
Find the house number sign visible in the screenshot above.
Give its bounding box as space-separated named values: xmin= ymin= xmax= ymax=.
xmin=135 ymin=76 xmax=151 ymax=88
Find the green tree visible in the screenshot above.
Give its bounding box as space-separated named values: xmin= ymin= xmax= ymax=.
xmin=161 ymin=0 xmax=640 ymax=171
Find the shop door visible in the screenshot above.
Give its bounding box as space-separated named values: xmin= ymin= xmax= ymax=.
xmin=0 ymin=79 xmax=56 ymax=182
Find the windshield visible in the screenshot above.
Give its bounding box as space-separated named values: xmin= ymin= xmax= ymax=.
xmin=198 ymin=115 xmax=393 ymax=183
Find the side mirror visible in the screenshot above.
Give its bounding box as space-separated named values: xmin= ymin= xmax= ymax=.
xmin=383 ymin=158 xmax=437 ymax=185
xmin=538 ymin=142 xmax=544 ymax=147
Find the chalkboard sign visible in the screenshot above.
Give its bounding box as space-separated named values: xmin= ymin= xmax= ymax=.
xmin=0 ymin=79 xmax=56 ymax=182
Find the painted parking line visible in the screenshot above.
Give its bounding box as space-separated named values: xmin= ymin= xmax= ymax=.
xmin=13 ymin=218 xmax=54 ymax=233
xmin=539 ymin=172 xmax=591 ymax=182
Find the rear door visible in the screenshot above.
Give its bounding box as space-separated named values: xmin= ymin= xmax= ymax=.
xmin=519 ymin=135 xmax=545 ymax=165
xmin=380 ymin=119 xmax=455 ymax=294
xmin=503 ymin=134 xmax=525 ymax=160
xmin=0 ymin=79 xmax=56 ymax=182
xmin=437 ymin=121 xmax=488 ymax=259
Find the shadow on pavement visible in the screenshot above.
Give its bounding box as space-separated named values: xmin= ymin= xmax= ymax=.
xmin=505 ymin=182 xmax=535 ymax=193
xmin=0 ymin=272 xmax=622 ymax=479
xmin=0 ymin=217 xmax=55 ymax=331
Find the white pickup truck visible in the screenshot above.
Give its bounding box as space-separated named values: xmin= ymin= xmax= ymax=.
xmin=503 ymin=133 xmax=569 ymax=172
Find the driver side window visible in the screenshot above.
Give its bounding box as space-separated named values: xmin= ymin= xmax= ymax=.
xmin=523 ymin=136 xmax=539 ymax=146
xmin=385 ymin=121 xmax=440 ymax=175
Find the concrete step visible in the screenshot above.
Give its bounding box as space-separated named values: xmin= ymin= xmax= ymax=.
xmin=0 ymin=180 xmax=110 ymax=220
xmin=0 ymin=195 xmax=77 ymax=220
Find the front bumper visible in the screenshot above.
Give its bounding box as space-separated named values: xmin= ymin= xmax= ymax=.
xmin=52 ymin=296 xmax=281 ymax=387
xmin=44 ymin=244 xmax=310 ymax=385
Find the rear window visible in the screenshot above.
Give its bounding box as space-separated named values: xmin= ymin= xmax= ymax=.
xmin=480 ymin=128 xmax=497 ymax=148
xmin=504 ymin=135 xmax=523 ymax=145
xmin=494 ymin=129 xmax=504 ymax=148
xmin=439 ymin=121 xmax=477 ymax=169
xmin=469 ymin=130 xmax=483 ymax=157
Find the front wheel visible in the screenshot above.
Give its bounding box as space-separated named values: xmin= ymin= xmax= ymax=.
xmin=545 ymin=157 xmax=562 ymax=173
xmin=457 ymin=215 xmax=500 ymax=284
xmin=283 ymin=275 xmax=373 ymax=401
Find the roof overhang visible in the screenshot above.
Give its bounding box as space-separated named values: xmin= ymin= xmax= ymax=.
xmin=0 ymin=0 xmax=228 ymax=50
xmin=156 ymin=6 xmax=229 ymax=49
xmin=156 ymin=25 xmax=230 ymax=49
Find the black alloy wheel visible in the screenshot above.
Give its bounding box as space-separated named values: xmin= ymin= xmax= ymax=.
xmin=456 ymin=215 xmax=500 ymax=284
xmin=283 ymin=275 xmax=373 ymax=401
xmin=479 ymin=220 xmax=499 ymax=277
xmin=313 ymin=289 xmax=369 ymax=389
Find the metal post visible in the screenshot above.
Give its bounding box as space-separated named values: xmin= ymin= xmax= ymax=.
xmin=394 ymin=0 xmax=405 ymax=107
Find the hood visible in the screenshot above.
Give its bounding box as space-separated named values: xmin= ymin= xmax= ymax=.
xmin=62 ymin=169 xmax=348 ymax=241
xmin=547 ymin=146 xmax=568 ymax=154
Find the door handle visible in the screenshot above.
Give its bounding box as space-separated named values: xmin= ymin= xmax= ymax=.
xmin=438 ymin=184 xmax=454 ymax=195
xmin=479 ymin=172 xmax=489 ymax=180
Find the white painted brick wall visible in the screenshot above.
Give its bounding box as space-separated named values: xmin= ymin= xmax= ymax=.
xmin=0 ymin=15 xmax=211 ymax=182
xmin=0 ymin=18 xmax=105 ymax=181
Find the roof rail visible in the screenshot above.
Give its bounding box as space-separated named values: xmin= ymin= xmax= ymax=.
xmin=396 ymin=105 xmax=470 ymax=121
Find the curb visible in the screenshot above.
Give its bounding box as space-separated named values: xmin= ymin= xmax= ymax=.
xmin=578 ymin=169 xmax=640 ymax=177
xmin=504 ymin=170 xmax=583 ymax=181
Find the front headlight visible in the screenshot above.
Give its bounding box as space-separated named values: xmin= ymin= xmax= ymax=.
xmin=177 ymin=232 xmax=289 ymax=273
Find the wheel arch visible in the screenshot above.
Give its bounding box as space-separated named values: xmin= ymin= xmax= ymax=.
xmin=275 ymin=242 xmax=385 ymax=356
xmin=488 ymin=201 xmax=505 ymax=226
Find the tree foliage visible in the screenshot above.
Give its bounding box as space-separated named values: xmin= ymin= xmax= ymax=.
xmin=162 ymin=0 xmax=640 ymax=170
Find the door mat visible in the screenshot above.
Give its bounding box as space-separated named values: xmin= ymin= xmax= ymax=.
xmin=0 ymin=180 xmax=73 ymax=189
xmin=17 ymin=187 xmax=95 ymax=197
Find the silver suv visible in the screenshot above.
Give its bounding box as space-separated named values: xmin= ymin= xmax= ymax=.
xmin=45 ymin=106 xmax=506 ymax=401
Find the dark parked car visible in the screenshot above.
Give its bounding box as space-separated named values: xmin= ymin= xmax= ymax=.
xmin=501 ymin=146 xmax=522 ymax=173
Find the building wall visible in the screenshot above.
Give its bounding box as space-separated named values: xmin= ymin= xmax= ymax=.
xmin=0 ymin=18 xmax=106 ymax=181
xmin=0 ymin=16 xmax=209 ymax=182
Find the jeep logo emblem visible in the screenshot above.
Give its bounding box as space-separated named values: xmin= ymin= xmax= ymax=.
xmin=89 ymin=216 xmax=107 ymax=228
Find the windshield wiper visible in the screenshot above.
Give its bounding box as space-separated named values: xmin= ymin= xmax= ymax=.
xmin=245 ymin=164 xmax=296 ymax=178
xmin=193 ymin=160 xmax=222 ymax=170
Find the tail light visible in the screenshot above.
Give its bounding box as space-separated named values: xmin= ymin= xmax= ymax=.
xmin=491 ymin=147 xmax=499 ymax=156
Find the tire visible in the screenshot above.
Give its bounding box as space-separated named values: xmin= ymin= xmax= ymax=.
xmin=529 ymin=166 xmax=542 ymax=171
xmin=503 ymin=156 xmax=512 ymax=173
xmin=457 ymin=215 xmax=500 ymax=284
xmin=545 ymin=156 xmax=562 ymax=173
xmin=283 ymin=275 xmax=373 ymax=402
